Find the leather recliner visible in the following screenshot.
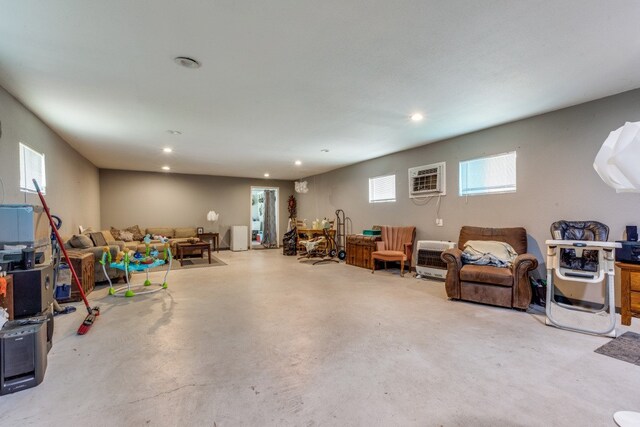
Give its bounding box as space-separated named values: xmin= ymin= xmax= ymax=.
xmin=441 ymin=226 xmax=538 ymax=310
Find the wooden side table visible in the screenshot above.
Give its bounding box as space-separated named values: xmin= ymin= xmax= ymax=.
xmin=617 ymin=262 xmax=640 ymax=326
xmin=197 ymin=232 xmax=219 ymax=253
xmin=63 ymin=252 xmax=95 ymax=303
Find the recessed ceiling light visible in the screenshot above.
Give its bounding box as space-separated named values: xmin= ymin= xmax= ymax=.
xmin=320 ymin=149 xmax=329 ymax=153
xmin=264 ymin=173 xmax=270 ymax=178
xmin=174 ymin=56 xmax=201 ymax=69
xmin=163 ymin=147 xmax=173 ymax=153
xmin=294 ymin=160 xmax=302 ymax=166
xmin=162 ymin=166 xmax=171 ymax=171
xmin=167 ymin=130 xmax=182 ymax=135
xmin=410 ymin=113 xmax=424 ymax=122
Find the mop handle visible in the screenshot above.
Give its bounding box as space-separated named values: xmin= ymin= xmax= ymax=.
xmin=32 ymin=179 xmax=92 ymax=315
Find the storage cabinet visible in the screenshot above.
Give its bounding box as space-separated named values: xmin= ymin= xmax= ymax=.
xmin=346 ymin=235 xmax=381 ymax=270
xmin=61 ymin=252 xmax=95 ymax=303
xmin=617 ymin=262 xmax=640 ymax=326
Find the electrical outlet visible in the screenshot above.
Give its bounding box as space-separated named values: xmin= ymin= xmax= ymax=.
xmin=436 ymin=218 xmax=443 ymax=226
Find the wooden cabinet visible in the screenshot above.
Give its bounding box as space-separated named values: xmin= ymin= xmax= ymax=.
xmin=62 ymin=252 xmax=95 ymax=303
xmin=617 ymin=262 xmax=640 ymax=326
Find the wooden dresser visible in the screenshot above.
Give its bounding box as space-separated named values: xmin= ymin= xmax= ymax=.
xmin=617 ymin=262 xmax=640 ymax=326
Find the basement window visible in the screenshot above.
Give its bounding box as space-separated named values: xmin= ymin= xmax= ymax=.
xmin=369 ymin=174 xmax=396 ymax=203
xmin=459 ymin=151 xmax=516 ymax=196
xmin=19 ymin=143 xmax=46 ymax=194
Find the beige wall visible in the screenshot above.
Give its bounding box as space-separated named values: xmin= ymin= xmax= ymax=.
xmin=0 ymin=86 xmax=100 ymax=236
xmin=297 ymin=88 xmax=640 ymax=304
xmin=99 ymin=169 xmax=295 ymax=249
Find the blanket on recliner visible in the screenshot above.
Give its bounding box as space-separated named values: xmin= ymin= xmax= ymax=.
xmin=461 ymin=240 xmax=518 ymax=268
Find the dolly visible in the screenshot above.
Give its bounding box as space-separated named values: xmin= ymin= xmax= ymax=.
xmin=32 ymin=179 xmax=100 ymax=335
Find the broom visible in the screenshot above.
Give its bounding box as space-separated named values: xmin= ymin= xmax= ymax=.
xmin=32 ymin=179 xmax=99 ymax=335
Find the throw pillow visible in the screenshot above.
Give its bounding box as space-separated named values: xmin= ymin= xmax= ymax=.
xmin=125 ymin=225 xmax=144 ymax=241
xmin=119 ymin=230 xmax=134 ymax=242
xmin=146 ymin=227 xmax=174 ymax=238
xmin=68 ymin=234 xmax=94 ymax=249
xmin=88 ymin=232 xmax=107 ymax=247
xmin=110 ymin=227 xmax=122 ymax=240
xmin=174 ymin=227 xmax=196 ymax=238
xmin=102 ymin=230 xmax=117 ymax=243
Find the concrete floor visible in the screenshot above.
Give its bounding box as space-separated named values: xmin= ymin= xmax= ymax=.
xmin=1 ymin=249 xmax=639 ymax=426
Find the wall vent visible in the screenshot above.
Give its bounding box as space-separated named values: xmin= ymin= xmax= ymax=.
xmin=408 ymin=162 xmax=445 ymax=198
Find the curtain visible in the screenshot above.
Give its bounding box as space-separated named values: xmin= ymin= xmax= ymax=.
xmin=262 ymin=190 xmax=277 ymax=248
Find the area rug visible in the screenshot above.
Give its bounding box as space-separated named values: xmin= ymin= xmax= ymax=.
xmin=594 ymin=331 xmax=640 ymax=365
xmin=132 ymin=255 xmax=226 ymax=273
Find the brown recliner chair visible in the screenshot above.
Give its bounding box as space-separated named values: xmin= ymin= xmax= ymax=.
xmin=371 ymin=226 xmax=416 ymax=277
xmin=441 ymin=226 xmax=538 ymax=309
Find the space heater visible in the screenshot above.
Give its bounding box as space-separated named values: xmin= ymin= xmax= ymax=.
xmin=416 ymin=240 xmax=456 ymax=280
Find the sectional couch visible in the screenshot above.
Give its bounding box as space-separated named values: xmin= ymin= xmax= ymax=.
xmin=64 ymin=226 xmax=201 ymax=283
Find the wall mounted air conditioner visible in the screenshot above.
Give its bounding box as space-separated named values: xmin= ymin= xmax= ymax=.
xmin=408 ymin=162 xmax=446 ymax=198
xmin=416 ymin=240 xmax=456 ymax=280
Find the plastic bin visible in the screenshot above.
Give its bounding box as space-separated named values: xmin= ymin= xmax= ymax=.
xmin=55 ymin=264 xmax=72 ymax=300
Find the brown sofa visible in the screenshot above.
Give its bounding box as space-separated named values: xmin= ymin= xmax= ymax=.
xmin=116 ymin=227 xmax=200 ymax=254
xmin=440 ymin=226 xmax=538 ymax=310
xmin=65 ymin=227 xmax=201 ymax=283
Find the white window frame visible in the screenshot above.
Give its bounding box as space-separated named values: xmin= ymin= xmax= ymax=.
xmin=19 ymin=143 xmax=46 ymax=194
xmin=369 ymin=174 xmax=396 ymax=203
xmin=459 ymin=151 xmax=516 ymax=196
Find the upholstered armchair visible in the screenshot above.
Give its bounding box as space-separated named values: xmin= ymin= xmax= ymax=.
xmin=371 ymin=226 xmax=416 ymax=277
xmin=441 ymin=226 xmax=538 ymax=310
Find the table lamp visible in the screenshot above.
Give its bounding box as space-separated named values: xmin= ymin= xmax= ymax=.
xmin=207 ymin=210 xmax=219 ymax=232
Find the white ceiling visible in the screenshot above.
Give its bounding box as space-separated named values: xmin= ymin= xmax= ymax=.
xmin=1 ymin=1 xmax=639 ymax=180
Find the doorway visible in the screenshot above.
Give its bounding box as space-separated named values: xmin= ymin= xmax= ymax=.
xmin=250 ymin=187 xmax=279 ymax=249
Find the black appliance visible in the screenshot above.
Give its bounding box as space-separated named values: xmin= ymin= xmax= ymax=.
xmin=40 ymin=306 xmax=54 ymax=353
xmin=0 ymin=318 xmax=48 ymax=395
xmin=10 ymin=264 xmax=54 ymax=318
xmin=616 ymin=241 xmax=640 ymax=265
xmin=626 ymin=225 xmax=638 ymax=242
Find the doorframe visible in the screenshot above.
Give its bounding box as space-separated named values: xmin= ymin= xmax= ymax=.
xmin=250 ymin=186 xmax=280 ymax=249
